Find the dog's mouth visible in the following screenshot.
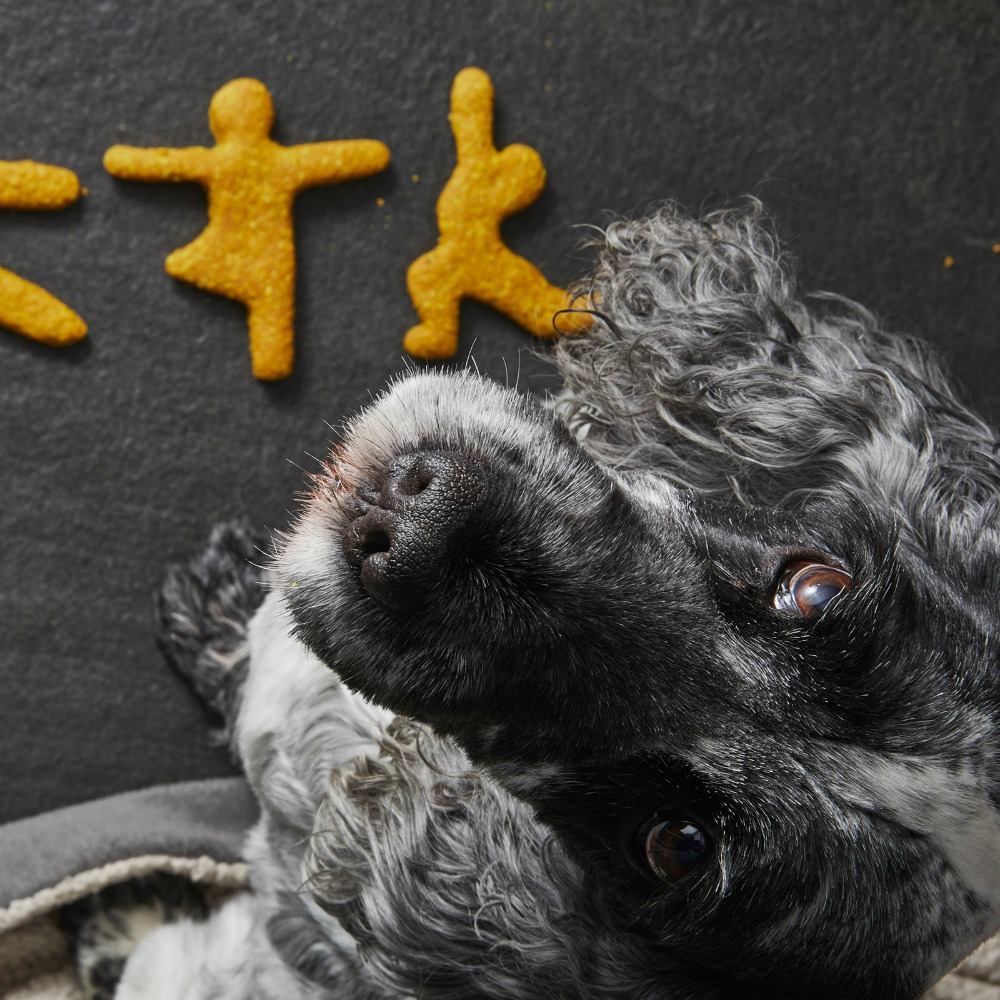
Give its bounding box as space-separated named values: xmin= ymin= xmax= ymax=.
xmin=340 ymin=449 xmax=496 ymax=612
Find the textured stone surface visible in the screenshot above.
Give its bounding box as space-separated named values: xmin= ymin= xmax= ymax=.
xmin=1 ymin=0 xmax=998 ymax=822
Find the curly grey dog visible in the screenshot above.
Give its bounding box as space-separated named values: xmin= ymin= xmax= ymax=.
xmin=78 ymin=200 xmax=1000 ymax=999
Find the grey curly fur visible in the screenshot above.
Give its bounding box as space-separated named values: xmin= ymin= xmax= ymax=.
xmin=304 ymin=720 xmax=698 ymax=1000
xmin=557 ymin=202 xmax=997 ymax=504
xmin=157 ymin=521 xmax=268 ymax=745
xmin=75 ymin=199 xmax=1000 ymax=1000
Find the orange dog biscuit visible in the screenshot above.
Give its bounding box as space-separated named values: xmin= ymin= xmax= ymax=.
xmin=0 ymin=160 xmax=87 ymax=346
xmin=105 ymin=78 xmax=390 ymax=380
xmin=404 ymin=67 xmax=590 ymax=360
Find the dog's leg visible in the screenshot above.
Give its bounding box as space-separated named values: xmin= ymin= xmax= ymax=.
xmin=156 ymin=517 xmax=394 ymax=833
xmin=112 ymin=893 xmax=259 ymax=1000
xmin=57 ymin=526 xmax=267 ymax=999
xmin=157 ymin=520 xmax=269 ymax=748
xmin=56 ymin=528 xmax=266 ymax=998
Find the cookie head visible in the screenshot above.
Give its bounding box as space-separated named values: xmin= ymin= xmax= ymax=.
xmin=209 ymin=78 xmax=274 ymax=141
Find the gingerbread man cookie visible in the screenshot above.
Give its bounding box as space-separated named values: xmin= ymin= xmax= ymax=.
xmin=0 ymin=160 xmax=87 ymax=346
xmin=105 ymin=78 xmax=390 ymax=380
xmin=404 ymin=67 xmax=590 ymax=360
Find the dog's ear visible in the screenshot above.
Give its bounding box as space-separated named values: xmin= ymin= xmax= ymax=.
xmin=550 ymin=200 xmax=1000 ymax=522
xmin=549 ymin=199 xmax=873 ymax=496
xmin=574 ymin=197 xmax=795 ymax=340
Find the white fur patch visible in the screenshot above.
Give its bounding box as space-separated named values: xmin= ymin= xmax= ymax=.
xmin=836 ymin=754 xmax=1000 ymax=912
xmin=117 ymin=893 xmax=259 ymax=1000
xmin=238 ymin=591 xmax=393 ymax=820
xmin=277 ymin=508 xmax=347 ymax=600
xmin=611 ymin=469 xmax=686 ymax=515
xmin=347 ymin=372 xmax=548 ymax=466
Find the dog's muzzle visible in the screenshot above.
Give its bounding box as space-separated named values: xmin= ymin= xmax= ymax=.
xmin=342 ymin=450 xmax=492 ymax=611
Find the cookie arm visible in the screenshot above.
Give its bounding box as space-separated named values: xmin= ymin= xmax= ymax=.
xmin=0 ymin=265 xmax=87 ymax=346
xmin=0 ymin=161 xmax=80 ymax=210
xmin=104 ymin=145 xmax=213 ymax=184
xmin=448 ymin=67 xmax=496 ymax=162
xmin=286 ymin=140 xmax=390 ymax=190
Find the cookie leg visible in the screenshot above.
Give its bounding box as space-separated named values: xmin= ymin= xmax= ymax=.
xmin=474 ymin=248 xmax=590 ymax=339
xmin=404 ymin=245 xmax=464 ymax=359
xmin=246 ymin=291 xmax=295 ymax=380
xmin=0 ymin=266 xmax=87 ymax=345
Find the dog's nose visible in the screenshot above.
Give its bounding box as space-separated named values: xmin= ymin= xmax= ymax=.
xmin=343 ymin=451 xmax=490 ymax=610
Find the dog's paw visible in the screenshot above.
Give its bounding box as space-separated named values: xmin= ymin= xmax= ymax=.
xmin=157 ymin=521 xmax=269 ymax=720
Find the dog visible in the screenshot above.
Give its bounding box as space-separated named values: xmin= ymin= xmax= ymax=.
xmin=70 ymin=199 xmax=1000 ymax=999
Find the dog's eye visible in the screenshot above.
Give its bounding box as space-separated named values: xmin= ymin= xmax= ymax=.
xmin=773 ymin=560 xmax=851 ymax=617
xmin=640 ymin=817 xmax=713 ymax=882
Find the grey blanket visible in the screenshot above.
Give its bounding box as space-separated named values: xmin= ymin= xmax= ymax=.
xmin=0 ymin=777 xmax=256 ymax=913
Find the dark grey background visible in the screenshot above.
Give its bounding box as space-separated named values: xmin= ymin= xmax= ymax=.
xmin=1 ymin=0 xmax=998 ymax=823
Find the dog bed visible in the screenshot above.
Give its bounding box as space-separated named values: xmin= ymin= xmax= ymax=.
xmin=0 ymin=772 xmax=994 ymax=999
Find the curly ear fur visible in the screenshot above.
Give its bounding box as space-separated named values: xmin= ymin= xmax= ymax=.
xmin=553 ymin=201 xmax=1000 ymax=534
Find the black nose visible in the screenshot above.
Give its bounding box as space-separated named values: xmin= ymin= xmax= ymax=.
xmin=343 ymin=451 xmax=491 ymax=610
